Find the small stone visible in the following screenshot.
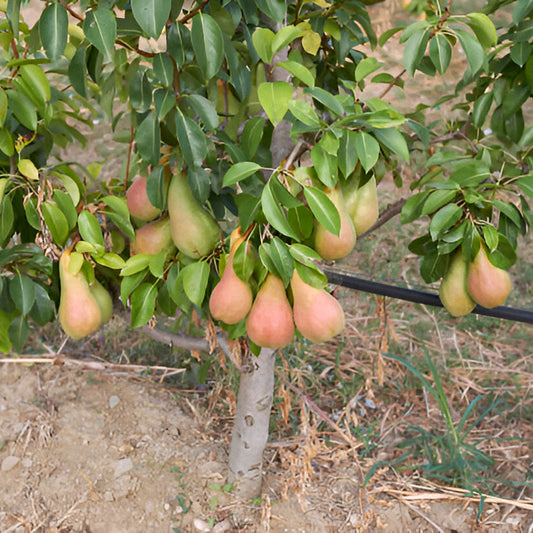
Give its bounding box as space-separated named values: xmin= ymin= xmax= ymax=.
xmin=109 ymin=395 xmax=120 ymax=409
xmin=212 ymin=519 xmax=232 ymax=533
xmin=114 ymin=457 xmax=134 ymax=478
xmin=193 ymin=517 xmax=212 ymax=532
xmin=104 ymin=491 xmax=114 ymax=502
xmin=1 ymin=455 xmax=20 ymax=471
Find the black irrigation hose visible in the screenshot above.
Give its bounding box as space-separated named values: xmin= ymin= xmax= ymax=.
xmin=323 ymin=268 xmax=533 ymax=325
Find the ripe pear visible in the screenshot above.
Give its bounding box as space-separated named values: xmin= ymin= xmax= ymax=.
xmin=438 ymin=250 xmax=476 ymax=317
xmin=58 ymin=250 xmax=102 ymax=339
xmin=246 ymin=273 xmax=295 ymax=349
xmin=126 ymin=177 xmax=162 ymax=222
xmin=90 ymin=279 xmax=113 ymax=325
xmin=344 ymin=176 xmax=379 ymax=236
xmin=314 ymin=185 xmax=356 ymax=260
xmin=130 ymin=216 xmax=176 ymax=256
xmin=290 ymin=269 xmax=345 ymax=343
xmin=168 ymin=172 xmax=221 ymax=259
xmin=209 ymin=229 xmax=253 ymax=324
xmin=467 ymin=244 xmax=512 ymax=309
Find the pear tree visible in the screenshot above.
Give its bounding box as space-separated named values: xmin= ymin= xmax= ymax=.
xmin=0 ymin=0 xmax=532 ymax=499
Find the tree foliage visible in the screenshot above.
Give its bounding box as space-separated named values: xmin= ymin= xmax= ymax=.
xmin=0 ymin=0 xmax=532 ymax=353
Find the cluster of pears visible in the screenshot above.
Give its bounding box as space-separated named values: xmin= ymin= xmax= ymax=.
xmin=58 ymin=250 xmax=113 ymax=339
xmin=126 ymin=171 xmax=221 ymax=259
xmin=295 ymin=167 xmax=380 ymax=261
xmin=209 ymin=228 xmax=345 ymax=349
xmin=439 ymin=243 xmax=512 ymax=317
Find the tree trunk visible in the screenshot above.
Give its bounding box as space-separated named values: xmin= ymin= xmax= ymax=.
xmin=227 ymin=348 xmax=275 ymax=499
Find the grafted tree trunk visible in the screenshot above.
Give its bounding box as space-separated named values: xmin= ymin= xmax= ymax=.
xmin=227 ymin=348 xmax=275 ymax=498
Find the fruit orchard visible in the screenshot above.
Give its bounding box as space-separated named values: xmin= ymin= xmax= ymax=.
xmin=0 ymin=0 xmax=532 ymax=499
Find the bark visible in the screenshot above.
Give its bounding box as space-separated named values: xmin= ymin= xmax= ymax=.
xmin=227 ymin=348 xmax=275 ymax=498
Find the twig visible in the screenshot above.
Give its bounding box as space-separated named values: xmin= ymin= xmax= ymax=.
xmin=399 ymin=498 xmax=446 ymax=533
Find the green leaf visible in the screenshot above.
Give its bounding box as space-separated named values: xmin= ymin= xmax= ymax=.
xmin=429 ymin=203 xmax=463 ymax=240
xmin=429 ymin=33 xmax=452 ymax=75
xmin=39 ymin=2 xmax=68 ymax=59
xmin=222 ymin=162 xmax=262 ymax=187
xmin=17 ymin=159 xmax=39 ymax=181
xmin=354 ymin=131 xmax=380 ymax=172
xmin=303 ymin=87 xmax=344 ymax=117
xmin=311 ymin=143 xmax=337 ymax=188
xmin=466 ymin=13 xmax=498 ymax=49
xmin=83 ymin=8 xmax=117 ymax=63
xmin=175 ymin=108 xmax=208 ymax=168
xmin=293 ymin=261 xmax=327 ymax=290
xmin=131 ymin=0 xmax=170 ymax=39
xmin=257 ymin=81 xmax=293 ymax=126
xmin=29 ymin=284 xmax=54 ymax=326
xmin=7 ymin=0 xmax=20 ymax=37
xmin=181 ymin=261 xmax=209 ymax=307
xmin=0 ymin=309 xmax=12 ymax=353
xmin=121 ymin=254 xmax=151 ymax=276
xmin=256 ymin=0 xmax=286 ymax=23
xmin=355 ymin=57 xmax=382 ymax=82
xmin=338 ymin=130 xmax=359 ymax=178
xmin=0 ymin=127 xmax=14 ymax=157
xmin=152 ymin=52 xmax=174 ymax=87
xmin=422 ymin=189 xmax=458 ymax=216
xmin=167 ymin=22 xmax=191 ymax=68
xmin=373 ymin=127 xmax=409 ymax=162
xmin=289 ymin=243 xmax=323 ymax=268
xmin=184 ymin=94 xmax=219 ymax=131
xmin=42 ymin=202 xmax=69 ymax=246
xmin=68 ymin=43 xmax=89 ymax=98
xmin=252 ymin=27 xmax=275 ymax=63
xmin=288 ymin=99 xmax=320 ymax=127
xmin=9 ymin=275 xmax=36 ymax=315
xmin=269 ymin=237 xmax=294 ymax=286
xmin=512 ymin=0 xmax=533 ymax=25
xmin=95 ymin=253 xmax=126 ymax=270
xmin=403 ymin=28 xmax=430 ymax=76
xmin=53 ymin=190 xmax=77 ymax=230
xmin=154 ymin=88 xmax=175 ymax=120
xmin=449 ymin=161 xmax=490 ymax=187
xmin=9 ymin=315 xmax=29 ymax=353
xmin=261 ymin=181 xmax=299 ymax=240
xmin=510 ymin=42 xmax=531 ymax=67
xmin=242 ymin=117 xmax=266 ymax=159
xmin=78 ymin=210 xmax=105 ymax=247
xmin=130 ymin=282 xmax=157 ymax=328
xmin=455 ymin=29 xmax=485 ymax=75
xmin=516 ymin=176 xmax=533 ymax=198
xmin=6 ymin=90 xmax=37 ymax=131
xmin=135 ymin=112 xmax=160 ymax=166
xmin=277 ymin=60 xmax=315 ymax=87
xmin=472 ymin=92 xmax=493 ymax=128
xmin=272 ymin=25 xmax=303 ymax=54
xmin=191 ymin=13 xmax=224 ymax=80
xmin=401 ymin=190 xmax=431 ymax=224
xmin=0 ymin=89 xmax=7 ymax=127
xmin=130 ymin=70 xmax=152 ymax=112
xmin=482 ymin=224 xmax=499 ymax=252
xmin=0 ymin=196 xmax=14 ymax=244
xmin=303 ymin=186 xmax=341 ymax=236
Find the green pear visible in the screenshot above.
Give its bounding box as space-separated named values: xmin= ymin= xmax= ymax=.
xmin=467 ymin=244 xmax=512 ymax=309
xmin=290 ymin=269 xmax=345 ymax=343
xmin=58 ymin=251 xmax=102 ymax=339
xmin=126 ymin=177 xmax=162 ymax=222
xmin=130 ymin=217 xmax=176 ymax=256
xmin=246 ymin=274 xmax=295 ymax=349
xmin=314 ymin=185 xmax=356 ymax=260
xmin=439 ymin=250 xmax=476 ymax=317
xmin=168 ymin=172 xmax=221 ymax=259
xmin=209 ymin=228 xmax=253 ymax=325
xmin=90 ymin=279 xmax=113 ymax=325
xmin=344 ymin=176 xmax=379 ymax=236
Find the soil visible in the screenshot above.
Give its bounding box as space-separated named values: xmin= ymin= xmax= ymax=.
xmin=0 ymin=356 xmax=529 ymax=533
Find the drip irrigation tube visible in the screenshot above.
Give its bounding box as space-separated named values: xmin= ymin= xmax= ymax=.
xmin=323 ymin=268 xmax=533 ymax=326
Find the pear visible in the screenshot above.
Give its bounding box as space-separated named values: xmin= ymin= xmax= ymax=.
xmin=246 ymin=273 xmax=295 ymax=349
xmin=344 ymin=176 xmax=379 ymax=236
xmin=90 ymin=279 xmax=113 ymax=325
xmin=168 ymin=171 xmax=221 ymax=259
xmin=126 ymin=177 xmax=162 ymax=222
xmin=439 ymin=250 xmax=476 ymax=317
xmin=58 ymin=250 xmax=102 ymax=339
xmin=314 ymin=185 xmax=356 ymax=260
xmin=291 ymin=269 xmax=345 ymax=343
xmin=130 ymin=216 xmax=176 ymax=256
xmin=209 ymin=229 xmax=253 ymax=324
xmin=467 ymin=244 xmax=512 ymax=309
